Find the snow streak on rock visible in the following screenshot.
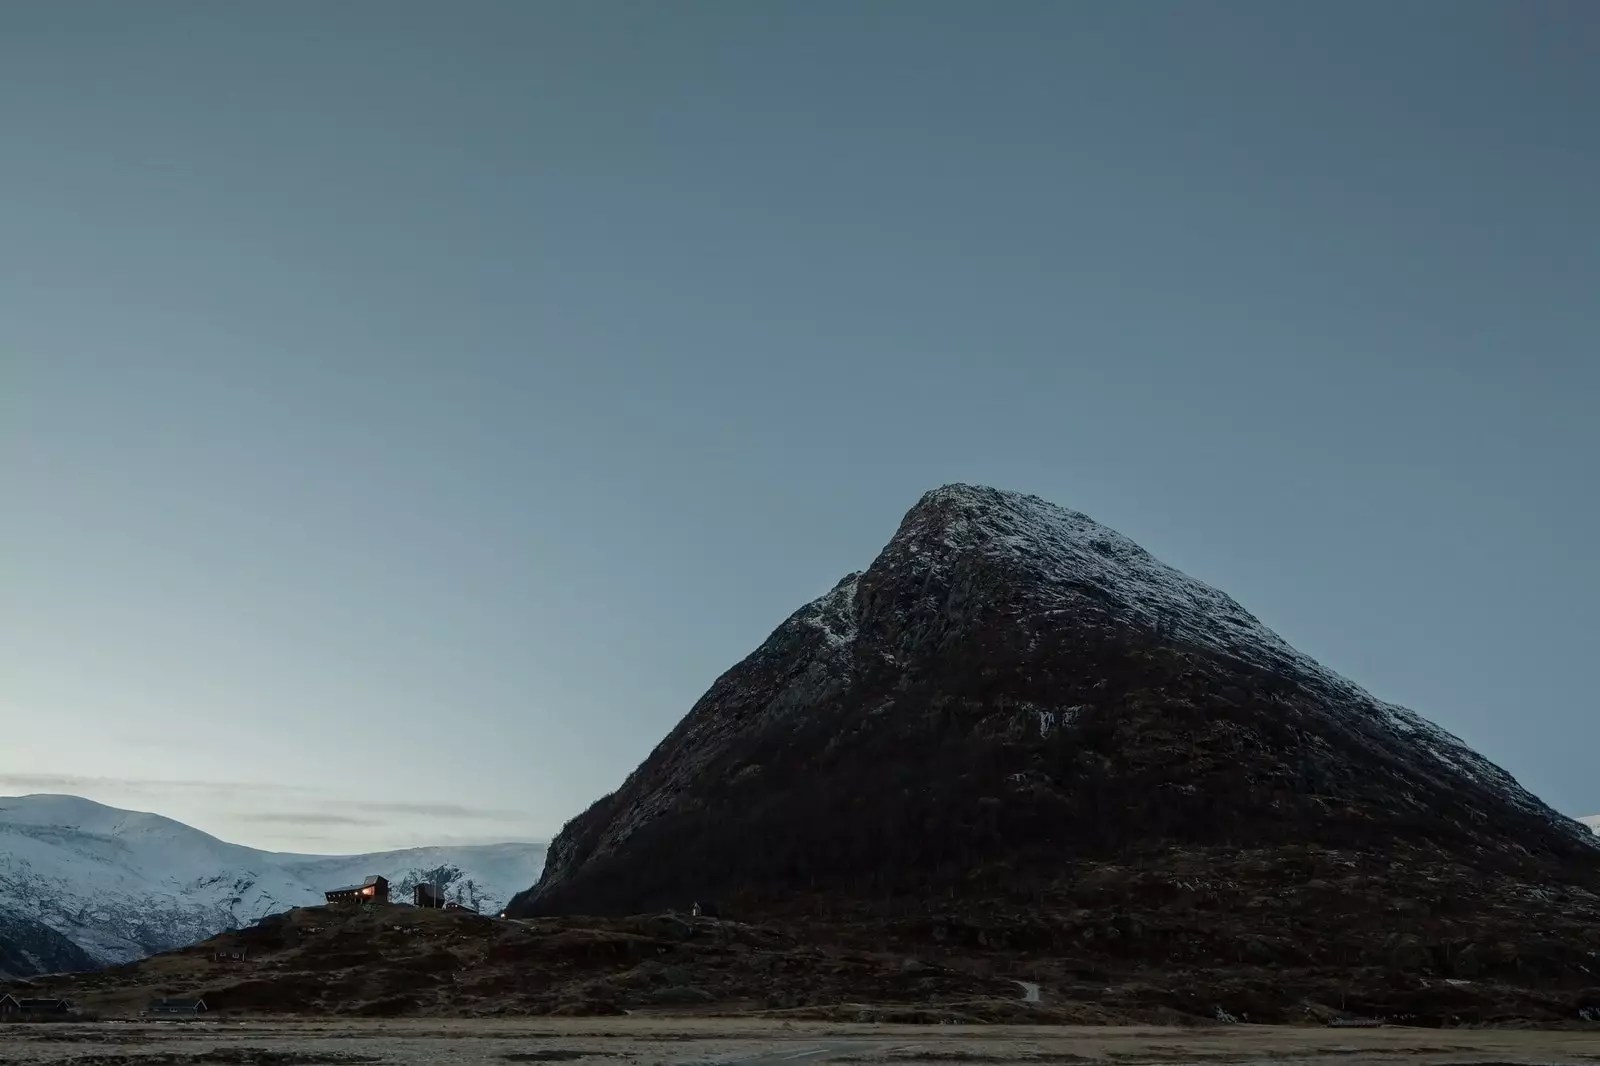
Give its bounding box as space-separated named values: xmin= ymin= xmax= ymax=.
xmin=886 ymin=486 xmax=1592 ymax=845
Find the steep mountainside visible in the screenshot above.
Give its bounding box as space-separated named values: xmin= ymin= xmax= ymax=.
xmin=0 ymin=910 xmax=101 ymax=980
xmin=511 ymin=485 xmax=1600 ymax=1004
xmin=0 ymin=795 xmax=545 ymax=966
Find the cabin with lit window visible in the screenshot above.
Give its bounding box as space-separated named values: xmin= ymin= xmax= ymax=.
xmin=324 ymin=874 xmax=389 ymax=905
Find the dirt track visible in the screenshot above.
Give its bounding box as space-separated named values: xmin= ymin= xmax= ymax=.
xmin=1 ymin=1017 xmax=1598 ymax=1066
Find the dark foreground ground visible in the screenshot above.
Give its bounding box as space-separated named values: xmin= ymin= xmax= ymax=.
xmin=3 ymin=1016 xmax=1600 ymax=1066
xmin=9 ymin=906 xmax=1599 ymax=1028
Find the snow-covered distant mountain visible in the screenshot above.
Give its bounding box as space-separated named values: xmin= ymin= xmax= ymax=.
xmin=1583 ymin=815 xmax=1600 ymax=835
xmin=0 ymin=794 xmax=545 ymax=970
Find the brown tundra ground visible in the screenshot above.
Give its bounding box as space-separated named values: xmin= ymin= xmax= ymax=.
xmin=1 ymin=1017 xmax=1599 ymax=1066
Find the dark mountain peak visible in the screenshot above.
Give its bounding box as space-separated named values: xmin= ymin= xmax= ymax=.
xmin=865 ymin=483 xmax=1275 ymax=652
xmin=511 ymin=486 xmax=1598 ymax=1003
xmin=895 ymin=482 xmax=1052 ymax=532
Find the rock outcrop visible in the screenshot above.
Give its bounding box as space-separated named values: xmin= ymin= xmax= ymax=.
xmin=0 ymin=911 xmax=100 ymax=979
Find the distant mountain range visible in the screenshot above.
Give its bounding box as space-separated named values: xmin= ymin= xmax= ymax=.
xmin=0 ymin=794 xmax=546 ymax=976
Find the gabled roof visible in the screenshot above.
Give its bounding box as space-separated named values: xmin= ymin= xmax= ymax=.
xmin=13 ymin=997 xmax=70 ymax=1009
xmin=148 ymin=997 xmax=207 ymax=1009
xmin=327 ymin=874 xmax=388 ymax=893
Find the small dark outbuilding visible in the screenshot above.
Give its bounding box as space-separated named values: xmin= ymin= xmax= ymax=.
xmin=147 ymin=998 xmax=207 ymax=1016
xmin=413 ymin=883 xmax=443 ymax=908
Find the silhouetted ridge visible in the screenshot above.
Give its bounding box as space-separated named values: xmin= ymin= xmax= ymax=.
xmin=508 ymin=485 xmax=1599 ymax=999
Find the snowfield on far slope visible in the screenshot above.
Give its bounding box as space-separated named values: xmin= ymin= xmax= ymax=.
xmin=0 ymin=794 xmax=545 ymax=966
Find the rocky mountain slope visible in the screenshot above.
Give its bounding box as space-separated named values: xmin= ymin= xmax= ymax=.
xmin=510 ymin=484 xmax=1600 ymax=1013
xmin=0 ymin=794 xmax=545 ymax=970
xmin=0 ymin=911 xmax=100 ymax=981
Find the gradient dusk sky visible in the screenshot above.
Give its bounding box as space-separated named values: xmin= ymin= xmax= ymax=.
xmin=2 ymin=2 xmax=1596 ymax=852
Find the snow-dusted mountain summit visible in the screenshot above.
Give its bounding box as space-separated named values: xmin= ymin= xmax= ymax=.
xmin=517 ymin=483 xmax=1597 ymax=924
xmin=1584 ymin=815 xmax=1600 ymax=835
xmin=0 ymin=794 xmax=546 ymax=969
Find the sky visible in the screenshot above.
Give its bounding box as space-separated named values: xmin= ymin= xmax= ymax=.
xmin=2 ymin=1 xmax=1596 ymax=853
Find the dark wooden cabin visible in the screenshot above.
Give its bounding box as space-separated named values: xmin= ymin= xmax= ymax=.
xmin=324 ymin=874 xmax=389 ymax=905
xmin=147 ymin=998 xmax=207 ymax=1016
xmin=1 ymin=995 xmax=72 ymax=1019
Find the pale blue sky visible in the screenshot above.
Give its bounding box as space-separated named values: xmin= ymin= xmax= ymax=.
xmin=2 ymin=2 xmax=1596 ymax=851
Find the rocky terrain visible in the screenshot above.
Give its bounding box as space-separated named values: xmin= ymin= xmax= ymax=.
xmin=0 ymin=904 xmax=1029 ymax=1022
xmin=506 ymin=484 xmax=1600 ymax=1018
xmin=6 ymin=898 xmax=1600 ymax=1027
xmin=0 ymin=911 xmax=100 ymax=980
xmin=0 ymin=794 xmax=545 ymax=971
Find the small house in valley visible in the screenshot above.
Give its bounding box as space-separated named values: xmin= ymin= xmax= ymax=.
xmin=1 ymin=995 xmax=72 ymax=1020
xmin=147 ymin=998 xmax=207 ymax=1017
xmin=325 ymin=874 xmax=388 ymax=905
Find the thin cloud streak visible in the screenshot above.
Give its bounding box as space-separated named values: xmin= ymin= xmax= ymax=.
xmin=0 ymin=773 xmax=524 ymax=823
xmin=230 ymin=812 xmax=385 ymax=827
xmin=0 ymin=773 xmax=315 ymax=795
xmin=346 ymin=800 xmax=526 ymax=820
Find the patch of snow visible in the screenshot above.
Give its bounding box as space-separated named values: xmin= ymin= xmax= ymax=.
xmin=1581 ymin=815 xmax=1600 ymax=835
xmin=798 ymin=572 xmax=861 ymax=649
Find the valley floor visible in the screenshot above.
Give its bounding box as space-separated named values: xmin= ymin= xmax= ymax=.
xmin=1 ymin=1017 xmax=1598 ymax=1066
